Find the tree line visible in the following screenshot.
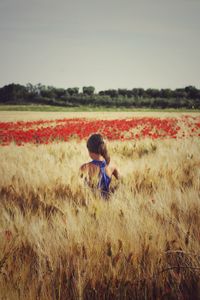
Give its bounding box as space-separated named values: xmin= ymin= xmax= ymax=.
xmin=0 ymin=83 xmax=200 ymax=109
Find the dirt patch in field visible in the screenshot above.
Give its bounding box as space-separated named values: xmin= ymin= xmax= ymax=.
xmin=0 ymin=111 xmax=200 ymax=122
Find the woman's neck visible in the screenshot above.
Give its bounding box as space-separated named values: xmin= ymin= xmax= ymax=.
xmin=89 ymin=152 xmax=104 ymax=161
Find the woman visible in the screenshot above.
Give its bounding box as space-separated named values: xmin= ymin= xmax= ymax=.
xmin=80 ymin=133 xmax=119 ymax=198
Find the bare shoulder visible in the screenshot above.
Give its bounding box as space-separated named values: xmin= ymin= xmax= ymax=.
xmin=80 ymin=163 xmax=89 ymax=172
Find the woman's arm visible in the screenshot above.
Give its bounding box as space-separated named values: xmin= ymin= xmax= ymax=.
xmin=112 ymin=166 xmax=120 ymax=179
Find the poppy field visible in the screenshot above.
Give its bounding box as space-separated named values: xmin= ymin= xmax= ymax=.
xmin=0 ymin=114 xmax=200 ymax=146
xmin=0 ymin=112 xmax=200 ymax=300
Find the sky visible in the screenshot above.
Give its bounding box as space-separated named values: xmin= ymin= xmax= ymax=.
xmin=0 ymin=0 xmax=200 ymax=91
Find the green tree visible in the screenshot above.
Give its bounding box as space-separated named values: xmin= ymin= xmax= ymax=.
xmin=146 ymin=89 xmax=160 ymax=98
xmin=99 ymin=89 xmax=118 ymax=98
xmin=0 ymin=83 xmax=27 ymax=103
xmin=174 ymin=88 xmax=187 ymax=99
xmin=160 ymin=89 xmax=172 ymax=99
xmin=185 ymin=86 xmax=199 ymax=99
xmin=83 ymin=86 xmax=95 ymax=96
xmin=66 ymin=87 xmax=79 ymax=96
xmin=118 ymin=89 xmax=128 ymax=97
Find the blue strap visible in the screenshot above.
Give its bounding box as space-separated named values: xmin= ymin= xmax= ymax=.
xmin=91 ymin=159 xmax=106 ymax=168
xmin=91 ymin=160 xmax=111 ymax=194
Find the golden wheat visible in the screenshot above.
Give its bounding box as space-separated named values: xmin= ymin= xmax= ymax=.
xmin=0 ymin=120 xmax=200 ymax=299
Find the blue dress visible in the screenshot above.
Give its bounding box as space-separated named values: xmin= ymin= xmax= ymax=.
xmin=91 ymin=160 xmax=111 ymax=198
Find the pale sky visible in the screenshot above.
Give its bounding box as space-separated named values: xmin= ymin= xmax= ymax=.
xmin=0 ymin=0 xmax=199 ymax=91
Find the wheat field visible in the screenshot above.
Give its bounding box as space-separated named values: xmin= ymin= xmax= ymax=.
xmin=0 ymin=112 xmax=200 ymax=300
